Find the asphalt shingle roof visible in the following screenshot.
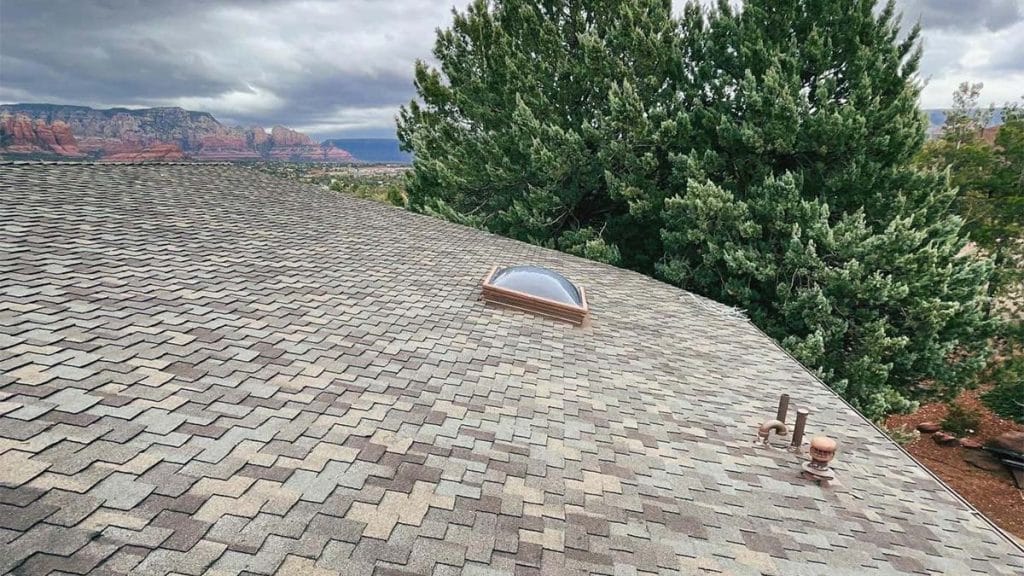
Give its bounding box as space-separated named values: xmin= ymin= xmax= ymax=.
xmin=1 ymin=163 xmax=1021 ymax=575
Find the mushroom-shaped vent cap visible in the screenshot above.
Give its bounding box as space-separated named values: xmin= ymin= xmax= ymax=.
xmin=490 ymin=265 xmax=582 ymax=306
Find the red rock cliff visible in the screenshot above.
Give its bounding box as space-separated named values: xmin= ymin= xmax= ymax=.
xmin=270 ymin=125 xmax=313 ymax=147
xmin=0 ymin=113 xmax=82 ymax=156
xmin=2 ymin=104 xmax=356 ymax=163
xmin=102 ymin=143 xmax=186 ymax=162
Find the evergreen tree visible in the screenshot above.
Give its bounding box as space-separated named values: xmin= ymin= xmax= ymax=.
xmin=659 ymin=166 xmax=992 ymax=418
xmin=658 ymin=1 xmax=992 ymax=418
xmin=661 ymin=0 xmax=926 ymax=221
xmin=989 ymin=105 xmax=1024 ymax=294
xmin=916 ymin=83 xmax=1000 ymax=250
xmin=912 ymin=84 xmax=1023 ymax=431
xmin=397 ymin=0 xmax=680 ymax=270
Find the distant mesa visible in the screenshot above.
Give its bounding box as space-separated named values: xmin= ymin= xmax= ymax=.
xmin=2 ymin=102 xmax=1001 ymax=161
xmin=322 ymin=138 xmax=412 ymax=164
xmin=0 ymin=104 xmax=356 ymax=163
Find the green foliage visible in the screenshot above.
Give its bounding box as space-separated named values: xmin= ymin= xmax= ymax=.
xmin=981 ymin=363 xmax=1024 ymax=423
xmin=658 ymin=170 xmax=992 ymax=418
xmin=915 ymin=84 xmax=1024 ymax=296
xmin=940 ymin=402 xmax=982 ymax=437
xmin=672 ymin=0 xmax=927 ymax=223
xmin=326 ymin=170 xmax=407 ymax=204
xmin=399 ymin=0 xmax=996 ymax=420
xmin=990 ymin=108 xmax=1024 ymax=293
xmin=397 ymin=0 xmax=680 ymax=269
xmin=385 ymin=185 xmax=406 ymax=207
xmin=983 ymin=317 xmax=1024 ymax=423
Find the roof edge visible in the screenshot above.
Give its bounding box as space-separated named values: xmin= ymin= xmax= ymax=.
xmin=750 ymin=319 xmax=1024 ymax=553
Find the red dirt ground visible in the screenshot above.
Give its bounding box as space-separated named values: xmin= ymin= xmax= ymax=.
xmin=886 ymin=387 xmax=1024 ymax=541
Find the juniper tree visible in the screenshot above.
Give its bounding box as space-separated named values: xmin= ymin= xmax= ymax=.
xmin=916 ymin=83 xmax=1004 ymax=254
xmin=658 ymin=166 xmax=992 ymax=418
xmin=657 ymin=1 xmax=993 ymax=417
xmin=917 ymin=86 xmax=1024 ymax=303
xmin=397 ymin=0 xmax=680 ymax=271
xmin=661 ymin=0 xmax=927 ymax=221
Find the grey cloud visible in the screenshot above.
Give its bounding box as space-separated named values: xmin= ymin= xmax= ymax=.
xmin=984 ymin=33 xmax=1024 ymax=73
xmin=1 ymin=1 xmax=1021 ymax=138
xmin=898 ymin=0 xmax=1023 ymax=31
xmin=0 ymin=0 xmax=451 ymax=138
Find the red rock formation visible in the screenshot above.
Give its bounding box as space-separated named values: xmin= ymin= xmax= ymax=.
xmin=320 ymin=145 xmax=356 ymax=162
xmin=102 ymin=143 xmax=186 ymax=162
xmin=262 ymin=125 xmax=355 ymax=162
xmin=248 ymin=126 xmax=270 ymax=148
xmin=199 ymin=134 xmax=247 ymax=148
xmin=270 ymin=125 xmax=313 ymax=147
xmin=0 ymin=113 xmax=82 ymax=156
xmin=195 ymin=133 xmax=261 ymax=160
xmin=50 ymin=121 xmax=80 ymax=155
xmin=2 ymin=105 xmax=357 ymax=163
xmin=76 ymin=137 xmax=140 ymax=156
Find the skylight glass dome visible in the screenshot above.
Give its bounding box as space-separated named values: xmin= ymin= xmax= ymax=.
xmin=481 ymin=264 xmax=589 ymax=324
xmin=489 ymin=265 xmax=582 ymax=305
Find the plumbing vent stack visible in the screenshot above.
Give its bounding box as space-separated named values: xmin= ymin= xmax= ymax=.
xmin=776 ymin=394 xmax=790 ymax=424
xmin=791 ymin=408 xmax=809 ymax=448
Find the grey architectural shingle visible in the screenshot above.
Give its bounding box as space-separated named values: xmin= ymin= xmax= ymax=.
xmin=0 ymin=162 xmax=1021 ymax=575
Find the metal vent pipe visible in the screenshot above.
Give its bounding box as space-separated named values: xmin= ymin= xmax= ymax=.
xmin=791 ymin=408 xmax=810 ymax=448
xmin=776 ymin=394 xmax=790 ymax=424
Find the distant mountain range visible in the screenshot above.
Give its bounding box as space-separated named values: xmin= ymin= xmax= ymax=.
xmin=0 ymin=103 xmax=407 ymax=163
xmin=5 ymin=101 xmax=980 ymax=162
xmin=322 ymin=138 xmax=412 ymax=164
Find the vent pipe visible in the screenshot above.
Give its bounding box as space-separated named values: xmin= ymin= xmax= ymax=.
xmin=757 ymin=420 xmax=788 ymax=445
xmin=791 ymin=408 xmax=810 ymax=449
xmin=776 ymin=394 xmax=790 ymax=424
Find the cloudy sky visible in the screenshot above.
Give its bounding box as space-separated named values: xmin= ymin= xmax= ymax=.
xmin=1 ymin=0 xmax=1022 ymax=139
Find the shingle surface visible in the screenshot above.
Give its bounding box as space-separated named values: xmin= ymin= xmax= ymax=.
xmin=1 ymin=163 xmax=1021 ymax=575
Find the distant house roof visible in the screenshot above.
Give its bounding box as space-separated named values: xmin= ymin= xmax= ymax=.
xmin=0 ymin=163 xmax=1021 ymax=575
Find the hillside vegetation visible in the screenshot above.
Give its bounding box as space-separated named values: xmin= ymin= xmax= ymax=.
xmin=915 ymin=82 xmax=1024 ymax=422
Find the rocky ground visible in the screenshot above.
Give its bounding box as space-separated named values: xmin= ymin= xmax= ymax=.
xmin=886 ymin=387 xmax=1024 ymax=541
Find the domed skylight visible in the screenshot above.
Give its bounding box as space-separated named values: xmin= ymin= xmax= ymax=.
xmin=489 ymin=266 xmax=582 ymax=306
xmin=481 ymin=265 xmax=588 ymax=324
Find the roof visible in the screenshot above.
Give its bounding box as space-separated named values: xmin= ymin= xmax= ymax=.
xmin=1 ymin=162 xmax=1021 ymax=576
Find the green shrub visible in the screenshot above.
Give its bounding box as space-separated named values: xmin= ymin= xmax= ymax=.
xmin=982 ymin=360 xmax=1024 ymax=423
xmin=941 ymin=403 xmax=982 ymax=437
xmin=385 ymin=185 xmax=406 ymax=207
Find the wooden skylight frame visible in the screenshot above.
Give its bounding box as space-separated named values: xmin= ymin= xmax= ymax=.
xmin=480 ymin=265 xmax=589 ymax=325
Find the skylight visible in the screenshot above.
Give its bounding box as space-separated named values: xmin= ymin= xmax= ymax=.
xmin=481 ymin=265 xmax=588 ymax=324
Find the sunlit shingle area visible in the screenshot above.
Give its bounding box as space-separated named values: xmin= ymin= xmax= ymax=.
xmin=1 ymin=163 xmax=1021 ymax=575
